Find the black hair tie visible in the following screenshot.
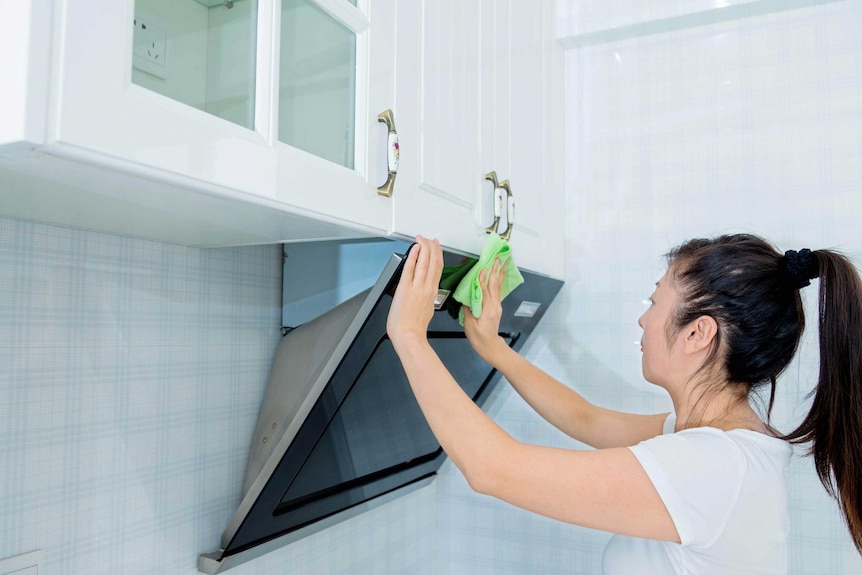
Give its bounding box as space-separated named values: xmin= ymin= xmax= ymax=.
xmin=782 ymin=248 xmax=819 ymax=289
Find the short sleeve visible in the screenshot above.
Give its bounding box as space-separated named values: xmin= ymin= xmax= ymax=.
xmin=628 ymin=428 xmax=746 ymax=549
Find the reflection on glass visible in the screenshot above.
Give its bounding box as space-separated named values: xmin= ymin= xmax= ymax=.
xmin=279 ymin=0 xmax=357 ymax=169
xmin=131 ymin=0 xmax=257 ymax=129
xmin=280 ymin=337 xmax=505 ymax=506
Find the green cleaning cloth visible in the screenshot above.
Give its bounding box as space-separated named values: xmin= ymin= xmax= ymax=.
xmin=452 ymin=233 xmax=524 ymax=326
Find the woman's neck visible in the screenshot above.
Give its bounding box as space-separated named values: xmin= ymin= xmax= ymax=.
xmin=670 ymin=381 xmax=768 ymax=434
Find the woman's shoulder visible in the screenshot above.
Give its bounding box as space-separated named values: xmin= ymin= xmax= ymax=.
xmin=651 ymin=423 xmax=793 ymax=472
xmin=661 ymin=412 xmax=791 ymax=454
xmin=638 ymin=424 xmax=747 ymax=463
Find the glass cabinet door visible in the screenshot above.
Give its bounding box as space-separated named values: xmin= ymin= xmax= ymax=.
xmin=130 ymin=0 xmax=364 ymax=170
xmin=131 ymin=0 xmax=258 ymax=130
xmin=279 ymin=0 xmax=357 ymax=169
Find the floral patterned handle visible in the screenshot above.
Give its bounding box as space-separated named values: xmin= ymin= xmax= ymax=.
xmin=377 ymin=110 xmax=398 ymax=197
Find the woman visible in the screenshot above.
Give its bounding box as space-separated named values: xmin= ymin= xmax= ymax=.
xmin=387 ymin=233 xmax=862 ymax=574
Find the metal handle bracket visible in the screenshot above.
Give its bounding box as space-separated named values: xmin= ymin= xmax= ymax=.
xmin=499 ymin=180 xmax=514 ymax=241
xmin=484 ymin=171 xmax=502 ymax=234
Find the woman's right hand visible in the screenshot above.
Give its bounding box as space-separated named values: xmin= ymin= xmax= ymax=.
xmin=387 ymin=236 xmax=443 ymax=351
xmin=463 ymin=258 xmax=509 ymax=364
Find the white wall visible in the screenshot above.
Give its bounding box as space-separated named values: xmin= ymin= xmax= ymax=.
xmin=435 ymin=0 xmax=862 ymax=573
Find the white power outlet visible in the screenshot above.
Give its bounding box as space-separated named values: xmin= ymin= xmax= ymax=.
xmin=132 ymin=13 xmax=167 ymax=79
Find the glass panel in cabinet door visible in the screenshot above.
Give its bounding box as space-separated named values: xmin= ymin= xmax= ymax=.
xmin=279 ymin=0 xmax=357 ymax=169
xmin=131 ymin=0 xmax=257 ymax=130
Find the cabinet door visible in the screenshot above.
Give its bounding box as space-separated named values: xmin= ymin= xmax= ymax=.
xmin=481 ymin=0 xmax=564 ymax=278
xmin=273 ymin=0 xmax=395 ymax=230
xmin=394 ymin=0 xmax=563 ymax=277
xmin=392 ymin=0 xmax=489 ymax=254
xmin=55 ymin=0 xmax=391 ymax=236
xmin=58 ymin=0 xmax=277 ymax=197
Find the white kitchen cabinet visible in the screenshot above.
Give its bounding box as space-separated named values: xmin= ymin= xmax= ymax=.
xmin=393 ymin=0 xmax=564 ymax=278
xmin=1 ymin=0 xmax=563 ymax=277
xmin=0 ymin=0 xmax=395 ymax=246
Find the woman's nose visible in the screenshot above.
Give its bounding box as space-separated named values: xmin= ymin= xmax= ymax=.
xmin=637 ymin=312 xmax=645 ymax=329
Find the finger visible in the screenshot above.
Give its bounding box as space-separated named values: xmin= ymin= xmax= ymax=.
xmin=477 ymin=267 xmax=490 ymax=300
xmin=401 ymin=241 xmax=420 ymax=287
xmin=495 ymin=259 xmax=506 ymax=293
xmin=431 ymin=239 xmax=444 ymax=283
xmin=413 ymin=235 xmax=430 ymax=285
xmin=494 ymin=258 xmax=503 ymax=285
xmin=483 ymin=259 xmax=500 ymax=304
xmin=485 ymin=260 xmax=497 ymax=287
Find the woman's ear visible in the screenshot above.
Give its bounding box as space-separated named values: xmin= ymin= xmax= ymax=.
xmin=683 ymin=315 xmax=718 ymax=354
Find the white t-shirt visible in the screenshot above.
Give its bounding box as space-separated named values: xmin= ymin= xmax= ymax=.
xmin=602 ymin=413 xmax=793 ymax=575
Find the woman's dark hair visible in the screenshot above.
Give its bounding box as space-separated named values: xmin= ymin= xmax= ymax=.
xmin=665 ymin=233 xmax=862 ymax=553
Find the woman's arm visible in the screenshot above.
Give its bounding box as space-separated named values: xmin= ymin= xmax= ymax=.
xmin=463 ymin=260 xmax=668 ymax=448
xmin=482 ymin=342 xmax=668 ymax=448
xmin=387 ymin=236 xmax=680 ymax=542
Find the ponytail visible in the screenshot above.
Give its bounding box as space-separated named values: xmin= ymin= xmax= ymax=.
xmin=782 ymin=250 xmax=862 ymax=552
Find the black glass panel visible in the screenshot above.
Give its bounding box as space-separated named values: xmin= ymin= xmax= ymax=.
xmin=217 ymin=246 xmax=563 ymax=562
xmin=280 ymin=336 xmax=508 ymax=506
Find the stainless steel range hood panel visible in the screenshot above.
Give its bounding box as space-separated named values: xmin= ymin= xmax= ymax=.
xmin=219 ymin=253 xmax=403 ymax=552
xmin=241 ymin=288 xmax=369 ymax=498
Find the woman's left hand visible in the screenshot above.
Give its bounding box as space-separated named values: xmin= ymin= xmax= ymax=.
xmin=463 ymin=258 xmax=508 ymax=363
xmin=387 ymin=235 xmax=444 ymax=348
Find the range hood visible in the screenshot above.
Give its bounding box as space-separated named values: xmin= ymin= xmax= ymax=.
xmin=199 ymin=244 xmax=563 ymax=573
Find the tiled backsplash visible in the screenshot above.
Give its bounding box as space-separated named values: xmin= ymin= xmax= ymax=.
xmin=0 ymin=217 xmax=436 ymax=574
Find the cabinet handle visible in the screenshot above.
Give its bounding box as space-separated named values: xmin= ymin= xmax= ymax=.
xmin=484 ymin=171 xmax=503 ymax=234
xmin=377 ymin=109 xmax=399 ymax=197
xmin=499 ymin=180 xmax=514 ymax=241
